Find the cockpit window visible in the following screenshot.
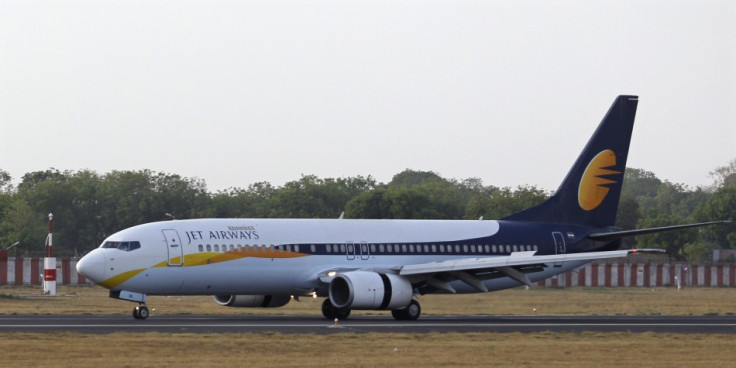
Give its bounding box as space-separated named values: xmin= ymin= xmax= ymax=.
xmin=102 ymin=241 xmax=141 ymax=251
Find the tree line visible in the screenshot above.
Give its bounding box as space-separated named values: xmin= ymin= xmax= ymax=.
xmin=0 ymin=161 xmax=734 ymax=262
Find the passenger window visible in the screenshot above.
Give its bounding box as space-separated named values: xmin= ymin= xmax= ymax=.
xmin=295 ymin=245 xmax=300 ymax=252
xmin=463 ymin=245 xmax=468 ymax=253
xmin=311 ymin=244 xmax=316 ymax=253
xmin=379 ymin=244 xmax=385 ymax=253
xmin=206 ymin=244 xmax=212 ymax=252
xmin=440 ymin=245 xmax=445 ymax=252
xmin=230 ymin=245 xmax=234 ymax=251
xmin=326 ymin=244 xmax=332 ymax=253
xmin=513 ymin=245 xmax=518 ymax=252
xmin=198 ymin=244 xmax=203 ymax=252
xmin=431 ymin=245 xmax=436 ymax=253
xmin=370 ymin=244 xmax=376 ymax=253
xmin=214 ymin=244 xmax=220 ymax=252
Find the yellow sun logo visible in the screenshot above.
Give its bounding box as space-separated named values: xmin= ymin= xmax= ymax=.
xmin=578 ymin=149 xmax=620 ymax=211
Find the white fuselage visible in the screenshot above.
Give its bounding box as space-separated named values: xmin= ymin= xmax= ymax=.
xmin=77 ymin=218 xmax=584 ymax=296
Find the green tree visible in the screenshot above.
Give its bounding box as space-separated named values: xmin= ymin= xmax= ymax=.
xmin=0 ymin=198 xmax=46 ymax=256
xmin=0 ymin=169 xmax=13 ymax=235
xmin=465 ymin=185 xmax=548 ymax=219
xmin=615 ymin=195 xmax=641 ymax=247
xmin=268 ymin=175 xmax=375 ymax=218
xmin=693 ymin=186 xmax=736 ymax=249
xmin=345 ymin=189 xmax=390 ymax=219
xmin=621 ymin=168 xmax=663 ymax=199
xmin=347 ymin=172 xmax=464 ymax=219
xmin=389 ymin=169 xmax=443 ymax=187
xmin=709 ymin=158 xmax=736 ymax=188
xmin=637 ymin=213 xmax=698 ymax=257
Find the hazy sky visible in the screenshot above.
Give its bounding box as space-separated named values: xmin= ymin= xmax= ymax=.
xmin=2 ymin=1 xmax=734 ymax=193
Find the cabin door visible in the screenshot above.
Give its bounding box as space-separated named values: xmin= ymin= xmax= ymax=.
xmin=162 ymin=229 xmax=184 ymax=266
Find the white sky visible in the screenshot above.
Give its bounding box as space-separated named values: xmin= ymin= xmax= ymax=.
xmin=1 ymin=1 xmax=734 ymax=192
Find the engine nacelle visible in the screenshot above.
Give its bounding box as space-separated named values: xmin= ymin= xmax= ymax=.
xmin=213 ymin=294 xmax=291 ymax=308
xmin=329 ymin=271 xmax=413 ymax=310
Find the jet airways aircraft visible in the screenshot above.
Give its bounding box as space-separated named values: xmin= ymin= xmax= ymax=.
xmin=77 ymin=95 xmax=724 ymax=320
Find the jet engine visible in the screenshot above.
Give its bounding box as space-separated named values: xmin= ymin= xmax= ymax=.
xmin=213 ymin=294 xmax=291 ymax=308
xmin=329 ymin=271 xmax=413 ymax=310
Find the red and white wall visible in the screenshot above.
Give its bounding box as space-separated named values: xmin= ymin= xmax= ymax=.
xmin=0 ymin=252 xmax=734 ymax=288
xmin=0 ymin=255 xmax=90 ymax=286
xmin=537 ymin=263 xmax=736 ymax=287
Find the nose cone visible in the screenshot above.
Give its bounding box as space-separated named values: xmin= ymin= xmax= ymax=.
xmin=76 ymin=249 xmax=107 ymax=285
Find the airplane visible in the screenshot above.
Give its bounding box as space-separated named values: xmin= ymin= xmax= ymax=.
xmin=76 ymin=95 xmax=726 ymax=320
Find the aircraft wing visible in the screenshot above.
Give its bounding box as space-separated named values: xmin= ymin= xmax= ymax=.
xmin=397 ymin=248 xmax=663 ymax=291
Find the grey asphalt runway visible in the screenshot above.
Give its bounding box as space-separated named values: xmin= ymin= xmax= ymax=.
xmin=1 ymin=315 xmax=736 ymax=334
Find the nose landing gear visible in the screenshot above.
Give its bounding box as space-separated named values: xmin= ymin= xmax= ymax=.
xmin=110 ymin=290 xmax=150 ymax=320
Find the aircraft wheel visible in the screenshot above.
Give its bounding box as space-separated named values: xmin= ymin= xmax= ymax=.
xmin=321 ymin=299 xmax=337 ymax=320
xmin=335 ymin=307 xmax=351 ymax=320
xmin=321 ymin=299 xmax=351 ymax=320
xmin=133 ymin=305 xmax=149 ymax=320
xmin=392 ymin=299 xmax=421 ymax=321
xmin=137 ymin=305 xmax=150 ymax=319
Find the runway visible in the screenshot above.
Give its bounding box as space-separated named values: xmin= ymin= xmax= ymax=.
xmin=2 ymin=314 xmax=736 ymax=334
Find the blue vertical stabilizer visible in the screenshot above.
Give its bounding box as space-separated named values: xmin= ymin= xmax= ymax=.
xmin=503 ymin=95 xmax=639 ymax=227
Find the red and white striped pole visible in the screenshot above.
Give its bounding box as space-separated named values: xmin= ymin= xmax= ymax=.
xmin=43 ymin=213 xmax=56 ymax=296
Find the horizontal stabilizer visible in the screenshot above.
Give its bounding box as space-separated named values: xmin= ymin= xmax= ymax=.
xmin=588 ymin=221 xmax=731 ymax=242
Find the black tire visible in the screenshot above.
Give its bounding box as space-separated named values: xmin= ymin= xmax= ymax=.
xmin=335 ymin=307 xmax=351 ymax=320
xmin=322 ymin=298 xmax=351 ymax=320
xmin=138 ymin=306 xmax=150 ymax=320
xmin=391 ymin=299 xmax=421 ymax=321
xmin=132 ymin=307 xmax=141 ymax=320
xmin=321 ymin=298 xmax=337 ymax=320
xmin=403 ymin=300 xmax=421 ymax=320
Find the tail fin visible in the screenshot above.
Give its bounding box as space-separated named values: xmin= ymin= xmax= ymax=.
xmin=503 ymin=95 xmax=639 ymax=227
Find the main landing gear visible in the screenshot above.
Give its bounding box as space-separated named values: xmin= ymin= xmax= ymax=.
xmin=321 ymin=298 xmax=351 ymax=320
xmin=321 ymin=298 xmax=422 ymax=321
xmin=391 ymin=300 xmax=421 ymax=321
xmin=133 ymin=304 xmax=149 ymax=320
